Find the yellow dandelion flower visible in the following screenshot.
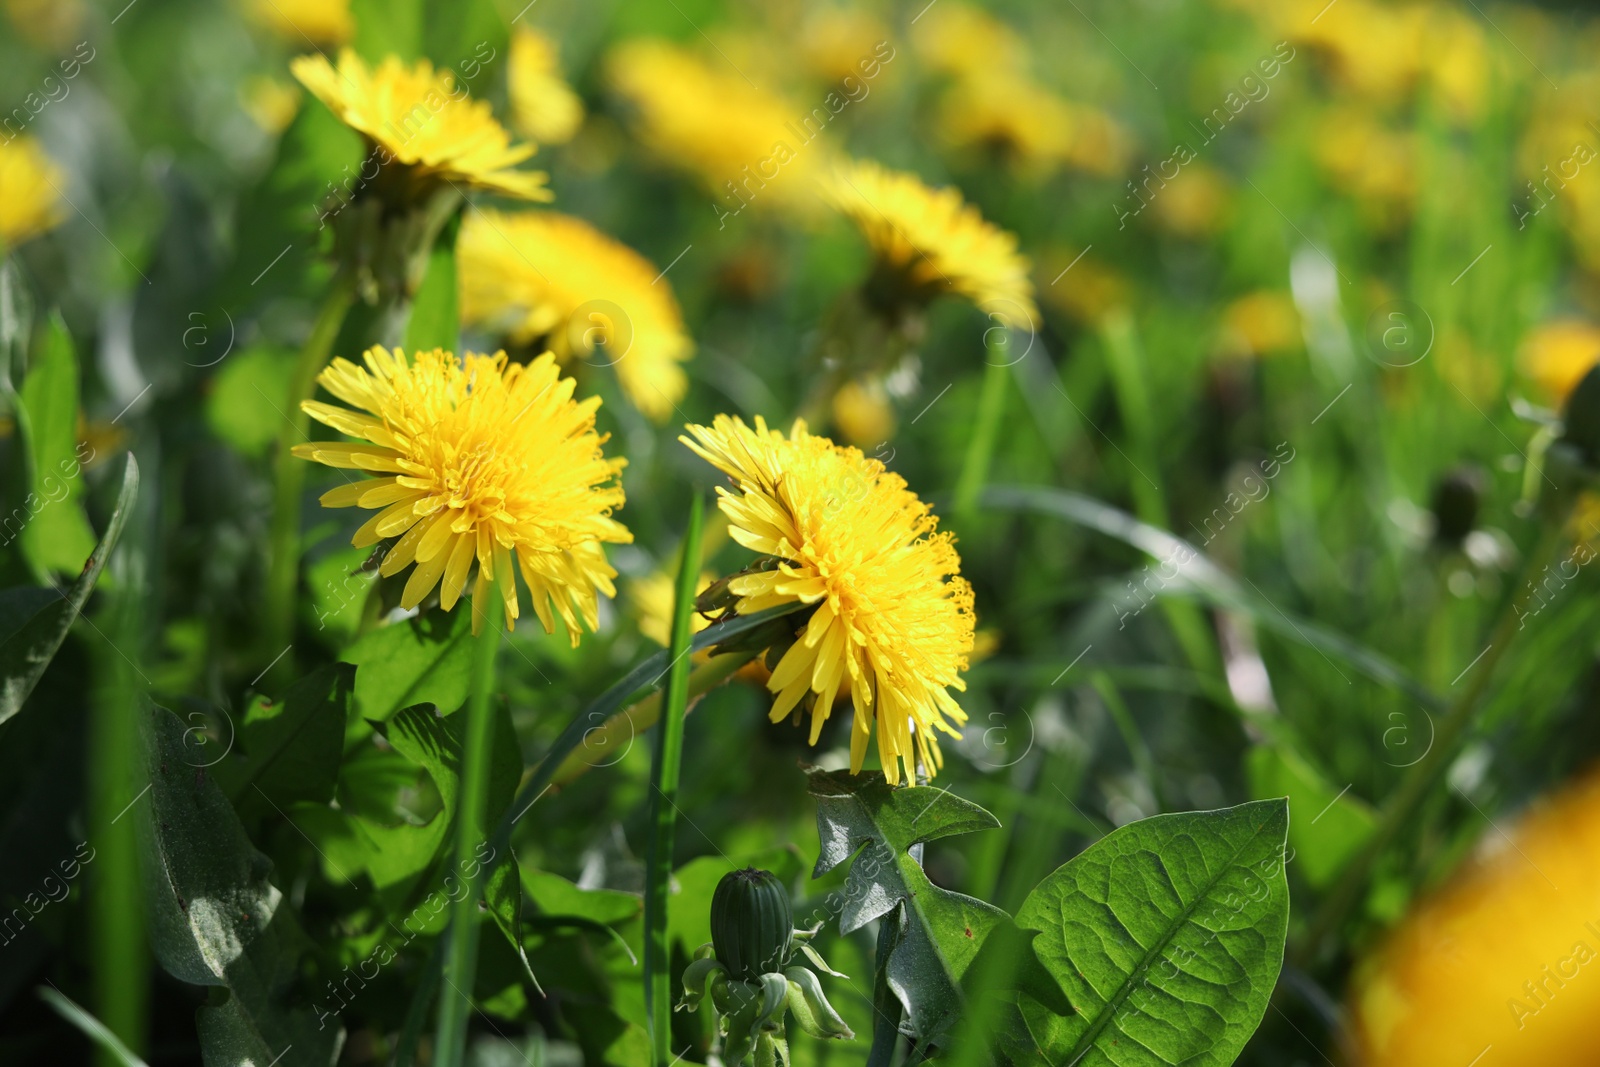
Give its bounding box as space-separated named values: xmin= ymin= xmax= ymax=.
xmin=820 ymin=158 xmax=1037 ymax=331
xmin=0 ymin=136 xmax=65 ymax=250
xmin=1519 ymin=320 xmax=1600 ymax=405
xmin=936 ymin=75 xmax=1130 ymax=179
xmin=291 ymin=49 xmax=550 ymax=202
xmin=1315 ymin=107 xmax=1414 ymax=229
xmin=293 ymin=346 xmax=631 ymax=640
xmin=508 ymin=26 xmax=584 ymax=146
xmin=1347 ymin=766 xmax=1600 ymax=1065
xmin=680 ymin=415 xmax=975 ymax=785
xmin=458 ymin=209 xmax=693 ymax=423
xmin=3 ymin=0 xmax=84 ymax=50
xmin=606 ymin=39 xmax=829 ymax=213
xmin=1148 ymin=163 xmax=1231 ymax=238
xmin=247 ymin=0 xmax=352 ymax=46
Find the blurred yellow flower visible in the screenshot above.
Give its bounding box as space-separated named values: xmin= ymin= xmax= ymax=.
xmin=247 ymin=0 xmax=352 ymax=46
xmin=821 ymin=158 xmax=1037 ymax=331
xmin=631 ymin=569 xmax=712 ymax=648
xmin=458 ymin=209 xmax=693 ymax=422
xmin=681 ymin=415 xmax=975 ymax=784
xmin=1519 ymin=320 xmax=1600 ymax=405
xmin=1347 ymin=766 xmax=1600 ymax=1065
xmin=292 ymin=49 xmax=550 ymax=202
xmin=606 ymin=39 xmax=829 ymax=214
xmin=801 ymin=8 xmax=892 ymax=84
xmin=912 ymin=1 xmax=1026 ymax=78
xmin=241 ymin=76 xmax=302 ymax=135
xmin=0 ymin=136 xmax=64 ymax=250
xmin=1038 ymin=248 xmax=1129 ymax=327
xmin=294 ymin=347 xmax=631 ymax=638
xmin=831 ymin=377 xmax=896 ymax=448
xmin=1218 ymin=291 xmax=1301 ymax=360
xmin=936 ymin=75 xmax=1131 ymax=178
xmin=1145 ymin=163 xmax=1229 ymax=237
xmin=1316 ymin=107 xmax=1414 ymax=228
xmin=508 ymin=26 xmax=584 ymax=146
xmin=4 ymin=0 xmax=84 ymax=50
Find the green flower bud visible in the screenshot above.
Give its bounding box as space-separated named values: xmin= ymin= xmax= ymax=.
xmin=711 ymin=868 xmax=794 ymax=980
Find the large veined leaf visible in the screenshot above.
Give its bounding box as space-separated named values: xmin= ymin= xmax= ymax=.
xmin=1013 ymin=800 xmax=1290 ymax=1067
xmin=0 ymin=454 xmax=138 ymax=725
xmin=808 ymin=768 xmax=1007 ymax=1046
xmin=136 ymin=701 xmax=343 ymax=1067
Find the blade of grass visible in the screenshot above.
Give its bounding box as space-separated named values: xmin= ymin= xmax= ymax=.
xmin=432 ymin=579 xmax=502 ymax=1067
xmin=1099 ymin=310 xmax=1219 ymax=678
xmin=39 ymin=987 xmax=149 ymax=1067
xmin=645 ymin=494 xmax=707 ymax=1067
xmin=260 ymin=273 xmax=356 ymax=675
xmin=954 ymin=330 xmax=1012 ymax=519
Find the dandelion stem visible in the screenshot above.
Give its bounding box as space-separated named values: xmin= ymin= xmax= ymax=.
xmin=644 ymin=494 xmax=707 ymax=1067
xmin=260 ymin=274 xmax=357 ymax=675
xmin=1296 ymin=515 xmax=1571 ymax=964
xmin=433 ymin=579 xmax=502 ymax=1067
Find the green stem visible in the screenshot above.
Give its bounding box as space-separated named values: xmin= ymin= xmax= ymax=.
xmin=260 ymin=275 xmax=357 ymax=674
xmin=1296 ymin=517 xmax=1571 ymax=964
xmin=87 ymin=454 xmax=148 ymax=1062
xmin=954 ymin=337 xmax=1011 ymax=519
xmin=433 ymin=581 xmax=503 ymax=1067
xmin=645 ymin=495 xmax=708 ymax=1067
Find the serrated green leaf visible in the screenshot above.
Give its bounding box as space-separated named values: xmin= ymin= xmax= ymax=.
xmin=0 ymin=454 xmax=137 ymax=725
xmin=1245 ymin=744 xmax=1374 ymax=889
xmin=807 ymin=768 xmax=1006 ymax=1046
xmin=16 ymin=313 xmax=96 ymax=577
xmin=136 ymin=701 xmax=343 ymax=1067
xmin=1014 ymin=799 xmax=1290 ymax=1067
xmin=213 ymin=663 xmax=353 ymax=810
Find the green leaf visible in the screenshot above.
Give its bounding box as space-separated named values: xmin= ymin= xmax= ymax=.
xmin=16 ymin=313 xmax=96 ymax=577
xmin=0 ymin=454 xmax=137 ymax=725
xmin=1245 ymin=745 xmax=1375 ymax=890
xmin=1014 ymin=799 xmax=1290 ymax=1067
xmin=205 ymin=346 xmax=295 ymax=459
xmin=403 ymin=218 xmax=459 ymax=353
xmin=522 ymin=867 xmax=643 ymax=928
xmin=213 ymin=663 xmax=354 ymax=810
xmin=344 ymin=610 xmax=474 ymax=724
xmin=807 ymin=767 xmax=1007 ymax=1046
xmin=135 ymin=702 xmax=342 ymax=1067
xmin=350 ymin=0 xmax=424 ymax=61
